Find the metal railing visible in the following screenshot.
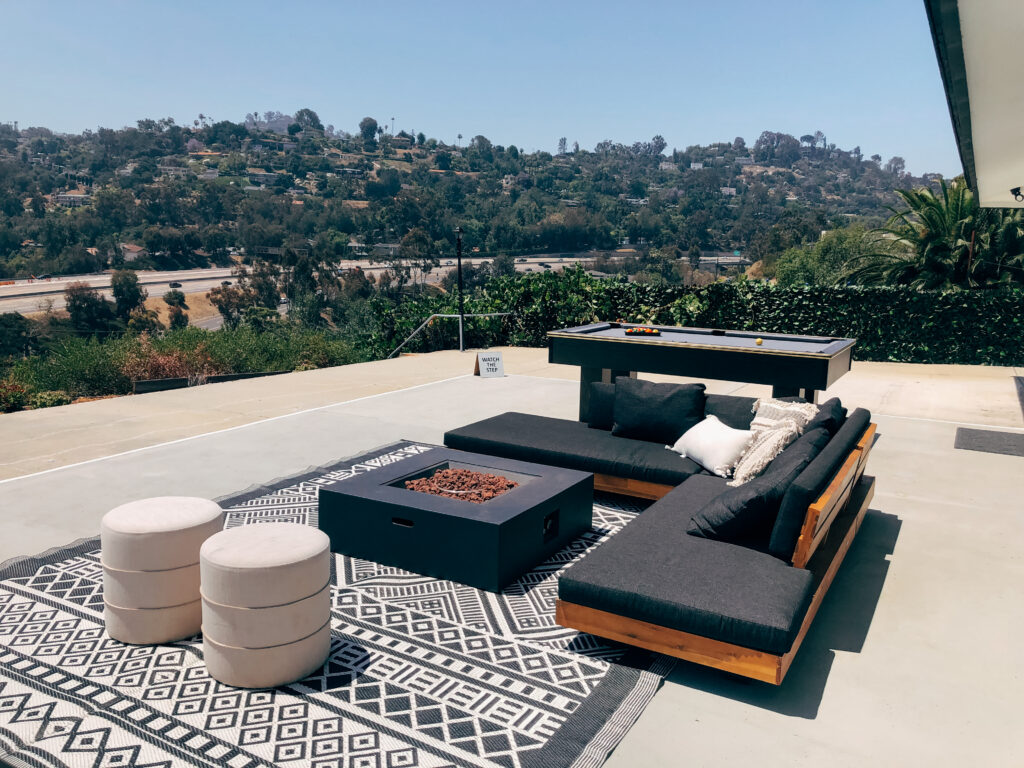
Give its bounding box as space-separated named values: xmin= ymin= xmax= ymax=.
xmin=387 ymin=312 xmax=510 ymax=358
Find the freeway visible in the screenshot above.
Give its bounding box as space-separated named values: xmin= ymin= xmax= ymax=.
xmin=0 ymin=268 xmax=236 ymax=315
xmin=0 ymin=253 xmax=594 ymax=314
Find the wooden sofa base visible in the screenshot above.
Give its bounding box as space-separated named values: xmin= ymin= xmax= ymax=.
xmin=557 ymin=474 xmax=875 ymax=685
xmin=593 ymin=473 xmax=673 ymax=500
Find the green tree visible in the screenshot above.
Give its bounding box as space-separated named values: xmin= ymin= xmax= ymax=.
xmin=850 ymin=179 xmax=1024 ymax=289
xmin=207 ymin=283 xmax=247 ymax=328
xmin=775 ymin=225 xmax=871 ymax=287
xmin=359 ymin=117 xmax=378 ymax=143
xmin=687 ymin=244 xmax=702 ymax=271
xmin=65 ymin=282 xmax=117 ymax=336
xmin=163 ymin=289 xmax=187 ymax=308
xmin=111 ymin=269 xmax=147 ymax=320
xmin=167 ymin=304 xmax=189 ymax=330
xmin=0 ymin=313 xmax=36 ymax=357
xmin=294 ymin=108 xmax=324 ymax=131
xmin=126 ymin=306 xmax=164 ymax=335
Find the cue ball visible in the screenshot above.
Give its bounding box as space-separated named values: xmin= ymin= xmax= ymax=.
xmin=755 ymin=338 xmax=763 ymax=345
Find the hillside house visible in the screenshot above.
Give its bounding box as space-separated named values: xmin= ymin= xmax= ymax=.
xmin=119 ymin=243 xmax=147 ymax=263
xmin=54 ymin=191 xmax=91 ymax=207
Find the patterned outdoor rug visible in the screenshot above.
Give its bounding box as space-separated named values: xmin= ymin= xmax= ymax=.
xmin=0 ymin=442 xmax=672 ymax=768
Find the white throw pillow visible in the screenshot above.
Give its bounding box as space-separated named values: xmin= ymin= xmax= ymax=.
xmin=667 ymin=415 xmax=753 ymax=478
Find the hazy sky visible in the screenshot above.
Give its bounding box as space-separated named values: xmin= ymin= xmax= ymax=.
xmin=3 ymin=0 xmax=959 ymax=176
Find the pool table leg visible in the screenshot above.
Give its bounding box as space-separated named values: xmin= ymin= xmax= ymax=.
xmin=579 ymin=368 xmax=636 ymax=421
xmin=771 ymin=386 xmax=819 ymax=404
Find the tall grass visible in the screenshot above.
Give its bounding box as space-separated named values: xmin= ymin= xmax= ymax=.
xmin=6 ymin=326 xmax=366 ymax=399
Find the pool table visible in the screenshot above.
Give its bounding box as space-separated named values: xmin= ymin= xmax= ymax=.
xmin=548 ymin=322 xmax=856 ymax=419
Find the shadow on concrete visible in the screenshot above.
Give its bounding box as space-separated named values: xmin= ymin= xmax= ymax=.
xmin=665 ymin=508 xmax=901 ymax=719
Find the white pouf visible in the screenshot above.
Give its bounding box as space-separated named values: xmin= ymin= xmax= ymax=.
xmin=102 ymin=497 xmax=225 ymax=571
xmin=203 ymin=622 xmax=332 ymax=690
xmin=103 ymin=563 xmax=200 ymax=609
xmin=105 ymin=600 xmax=202 ymax=646
xmin=202 ymin=584 xmax=330 ymax=649
xmin=101 ymin=496 xmax=223 ymax=645
xmin=200 ymin=522 xmax=330 ymax=608
xmin=200 ymin=523 xmax=331 ymax=688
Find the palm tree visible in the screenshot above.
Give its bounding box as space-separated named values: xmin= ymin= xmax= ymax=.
xmin=849 ymin=178 xmax=1024 ymax=289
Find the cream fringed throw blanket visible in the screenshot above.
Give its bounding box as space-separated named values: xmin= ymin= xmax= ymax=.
xmin=729 ymin=398 xmax=820 ymax=485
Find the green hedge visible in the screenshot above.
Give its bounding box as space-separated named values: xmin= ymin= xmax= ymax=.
xmin=691 ymin=283 xmax=1024 ymax=365
xmin=369 ymin=269 xmax=1024 ymax=366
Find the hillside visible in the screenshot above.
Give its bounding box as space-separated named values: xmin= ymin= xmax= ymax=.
xmin=0 ymin=113 xmax=942 ymax=279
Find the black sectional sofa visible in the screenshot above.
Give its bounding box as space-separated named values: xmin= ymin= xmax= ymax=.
xmin=444 ymin=380 xmax=876 ymax=684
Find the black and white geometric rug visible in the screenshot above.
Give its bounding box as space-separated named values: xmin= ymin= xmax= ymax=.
xmin=0 ymin=442 xmax=672 ymax=768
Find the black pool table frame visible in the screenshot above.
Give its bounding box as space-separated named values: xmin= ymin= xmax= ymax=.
xmin=548 ymin=322 xmax=856 ymax=418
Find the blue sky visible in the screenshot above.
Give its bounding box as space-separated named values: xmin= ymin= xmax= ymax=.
xmin=3 ymin=0 xmax=959 ymax=175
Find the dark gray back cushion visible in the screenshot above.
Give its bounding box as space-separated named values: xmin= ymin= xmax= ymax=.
xmin=805 ymin=397 xmax=847 ymax=436
xmin=611 ymin=378 xmax=706 ymax=444
xmin=703 ymin=393 xmax=758 ymax=430
xmin=587 ymin=382 xmax=616 ymax=430
xmin=687 ymin=427 xmax=831 ymax=546
xmin=768 ymin=408 xmax=871 ymax=560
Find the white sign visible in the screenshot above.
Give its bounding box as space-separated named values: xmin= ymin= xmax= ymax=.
xmin=475 ymin=351 xmax=505 ymax=378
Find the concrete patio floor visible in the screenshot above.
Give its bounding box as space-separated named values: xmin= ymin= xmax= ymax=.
xmin=1 ymin=349 xmax=1022 ymax=766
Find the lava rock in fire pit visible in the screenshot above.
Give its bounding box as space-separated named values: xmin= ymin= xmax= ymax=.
xmin=405 ymin=468 xmax=518 ymax=504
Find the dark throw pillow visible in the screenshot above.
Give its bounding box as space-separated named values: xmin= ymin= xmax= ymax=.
xmin=805 ymin=397 xmax=847 ymax=436
xmin=703 ymin=393 xmax=758 ymax=430
xmin=586 ymin=382 xmax=616 ymax=430
xmin=611 ymin=378 xmax=707 ymax=444
xmin=687 ymin=427 xmax=831 ymax=546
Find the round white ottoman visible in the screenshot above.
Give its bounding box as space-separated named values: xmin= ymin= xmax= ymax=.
xmin=200 ymin=522 xmax=331 ymax=688
xmin=101 ymin=497 xmax=223 ymax=645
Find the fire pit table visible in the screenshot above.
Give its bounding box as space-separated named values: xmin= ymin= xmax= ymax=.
xmin=318 ymin=448 xmax=594 ymax=591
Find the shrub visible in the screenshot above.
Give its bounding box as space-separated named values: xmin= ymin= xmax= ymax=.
xmin=28 ymin=390 xmax=73 ymax=409
xmin=9 ymin=337 xmax=137 ymax=397
xmin=0 ymin=381 xmax=28 ymax=413
xmin=121 ymin=335 xmax=223 ymax=382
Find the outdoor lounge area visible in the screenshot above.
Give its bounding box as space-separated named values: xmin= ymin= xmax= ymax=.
xmin=0 ymin=347 xmax=1020 ymax=767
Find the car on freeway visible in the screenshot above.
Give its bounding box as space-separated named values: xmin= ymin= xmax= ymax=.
xmin=516 ymin=258 xmax=527 ymax=263
xmin=538 ymin=262 xmax=550 ymax=268
xmin=524 ymin=268 xmax=534 ymax=272
xmin=35 ymin=274 xmax=52 ymax=280
xmin=221 ymin=280 xmax=231 ymax=286
xmin=169 ymin=281 xmax=182 ymax=288
xmin=445 ymin=260 xmax=454 ymax=265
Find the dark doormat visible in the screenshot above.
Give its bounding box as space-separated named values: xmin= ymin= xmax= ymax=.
xmin=954 ymin=427 xmax=1024 ymax=457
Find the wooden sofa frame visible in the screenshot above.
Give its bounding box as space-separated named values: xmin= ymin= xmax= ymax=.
xmin=558 ymin=423 xmax=877 ymax=685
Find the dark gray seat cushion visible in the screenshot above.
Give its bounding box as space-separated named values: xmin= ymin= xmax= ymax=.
xmin=611 ymin=378 xmax=706 ymax=444
xmin=703 ymin=393 xmax=758 ymax=430
xmin=559 ymin=486 xmax=814 ymax=654
xmin=768 ymin=408 xmax=872 ymax=560
xmin=687 ymin=427 xmax=831 ymax=546
xmin=444 ymin=412 xmax=705 ymax=486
